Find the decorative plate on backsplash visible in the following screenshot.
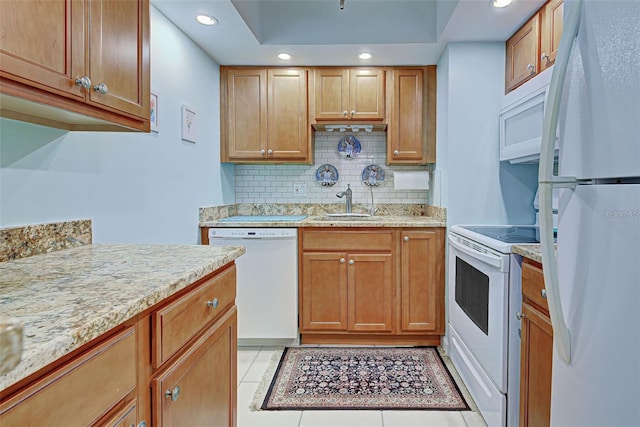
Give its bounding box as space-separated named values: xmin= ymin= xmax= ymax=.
xmin=362 ymin=164 xmax=385 ymax=186
xmin=315 ymin=164 xmax=339 ymax=186
xmin=337 ymin=135 xmax=361 ymax=160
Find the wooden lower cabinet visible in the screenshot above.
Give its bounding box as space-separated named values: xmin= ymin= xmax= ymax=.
xmin=152 ymin=307 xmax=237 ymax=427
xmin=0 ymin=263 xmax=238 ymax=427
xmin=519 ymin=258 xmax=553 ymax=427
xmin=299 ymin=227 xmax=444 ymax=345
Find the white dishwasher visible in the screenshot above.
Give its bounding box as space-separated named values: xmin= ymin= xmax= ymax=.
xmin=208 ymin=225 xmax=299 ymax=346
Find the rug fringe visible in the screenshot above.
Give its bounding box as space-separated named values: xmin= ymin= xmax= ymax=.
xmin=249 ymin=347 xmax=285 ymax=411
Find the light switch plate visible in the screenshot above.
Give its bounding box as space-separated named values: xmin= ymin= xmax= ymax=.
xmin=293 ymin=183 xmax=306 ymax=197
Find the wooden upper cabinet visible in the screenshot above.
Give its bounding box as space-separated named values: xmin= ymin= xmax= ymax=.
xmin=314 ymin=68 xmax=385 ymax=121
xmin=506 ymin=14 xmax=540 ymax=93
xmin=540 ymin=0 xmax=564 ymax=71
xmin=87 ymin=0 xmax=149 ymax=119
xmin=221 ymin=67 xmax=311 ymax=163
xmin=0 ymin=0 xmax=150 ymax=131
xmin=387 ymin=67 xmax=436 ymax=164
xmin=505 ymin=0 xmax=564 ymax=93
xmin=0 ymin=0 xmax=85 ymax=100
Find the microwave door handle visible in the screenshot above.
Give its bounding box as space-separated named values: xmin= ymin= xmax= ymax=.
xmin=447 ymin=235 xmax=503 ymax=270
xmin=538 ymin=0 xmax=583 ymax=366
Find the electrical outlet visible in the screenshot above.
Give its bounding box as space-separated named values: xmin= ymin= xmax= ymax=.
xmin=293 ymin=183 xmax=306 ymax=197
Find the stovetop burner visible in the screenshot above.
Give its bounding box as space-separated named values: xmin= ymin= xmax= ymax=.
xmin=460 ymin=226 xmax=540 ymax=243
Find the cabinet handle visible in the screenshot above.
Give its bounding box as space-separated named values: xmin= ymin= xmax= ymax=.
xmin=527 ymin=63 xmax=535 ymax=72
xmin=164 ymin=386 xmax=180 ymax=401
xmin=394 ymin=150 xmax=399 ymax=155
xmin=541 ymin=288 xmax=547 ymax=299
xmin=340 ymin=258 xmax=346 ymax=263
xmin=74 ymin=76 xmax=91 ymax=89
xmin=206 ymin=298 xmax=219 ymax=308
xmin=404 ymin=236 xmax=409 ymax=242
xmin=348 ymin=259 xmax=354 ymax=265
xmin=93 ymin=82 xmax=109 ymax=94
xmin=516 ymin=311 xmax=526 ymax=320
xmin=343 ymin=111 xmax=348 ymax=117
xmin=267 ymin=149 xmax=273 ymax=155
xmin=541 ymin=52 xmax=549 ymax=61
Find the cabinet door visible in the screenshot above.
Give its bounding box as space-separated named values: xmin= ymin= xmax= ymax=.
xmin=387 ymin=68 xmax=424 ymax=163
xmin=505 ymin=14 xmax=540 ymax=93
xmin=400 ymin=230 xmax=444 ymax=333
xmin=301 ymin=252 xmax=348 ymax=331
xmin=0 ymin=0 xmax=85 ymax=100
xmin=87 ymin=0 xmax=149 ymax=119
xmin=314 ymin=68 xmax=350 ymax=120
xmin=540 ymin=0 xmax=564 ymax=71
xmin=350 ymin=68 xmax=385 ymax=120
xmin=224 ymin=68 xmax=268 ymax=160
xmin=96 ymin=399 xmax=137 ymax=427
xmin=347 ymin=253 xmax=394 ymax=332
xmin=152 ymin=308 xmax=237 ymax=427
xmin=519 ymin=302 xmax=553 ymax=427
xmin=268 ymin=68 xmax=309 ymax=161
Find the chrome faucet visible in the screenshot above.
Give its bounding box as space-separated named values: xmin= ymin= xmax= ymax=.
xmin=336 ymin=184 xmax=352 ymax=213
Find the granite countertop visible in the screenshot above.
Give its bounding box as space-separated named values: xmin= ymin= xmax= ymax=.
xmin=0 ymin=244 xmax=245 ymax=390
xmin=512 ymin=244 xmax=543 ymax=263
xmin=200 ymin=215 xmax=446 ymax=228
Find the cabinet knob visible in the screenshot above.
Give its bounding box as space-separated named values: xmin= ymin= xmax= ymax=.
xmin=527 ymin=63 xmax=535 ymax=72
xmin=348 ymin=259 xmax=354 ymax=265
xmin=93 ymin=82 xmax=109 ymax=94
xmin=404 ymin=236 xmax=409 ymax=242
xmin=516 ymin=311 xmax=526 ymax=320
xmin=137 ymin=422 xmax=147 ymax=427
xmin=164 ymin=386 xmax=180 ymax=401
xmin=541 ymin=288 xmax=547 ymax=299
xmin=541 ymin=52 xmax=549 ymax=61
xmin=267 ymin=149 xmax=273 ymax=155
xmin=206 ymin=298 xmax=219 ymax=308
xmin=351 ymin=110 xmax=356 ymax=117
xmin=260 ymin=149 xmax=266 ymax=155
xmin=394 ymin=150 xmax=399 ymax=155
xmin=74 ymin=76 xmax=91 ymax=89
xmin=340 ymin=258 xmax=346 ymax=263
xmin=343 ymin=111 xmax=348 ymax=117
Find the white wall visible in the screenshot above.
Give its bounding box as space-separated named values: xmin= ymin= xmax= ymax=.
xmin=0 ymin=6 xmax=234 ymax=244
xmin=436 ymin=42 xmax=538 ymax=226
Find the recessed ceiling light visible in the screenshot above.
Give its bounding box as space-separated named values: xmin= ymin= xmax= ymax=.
xmin=491 ymin=0 xmax=512 ymax=8
xmin=359 ymin=52 xmax=372 ymax=60
xmin=196 ymin=15 xmax=217 ymax=25
xmin=278 ymin=53 xmax=292 ymax=60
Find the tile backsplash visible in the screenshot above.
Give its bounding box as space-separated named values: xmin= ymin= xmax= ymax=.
xmin=235 ymin=131 xmax=431 ymax=205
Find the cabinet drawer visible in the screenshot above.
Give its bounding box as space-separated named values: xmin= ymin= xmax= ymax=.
xmin=153 ymin=265 xmax=236 ymax=367
xmin=302 ymin=229 xmax=394 ymax=251
xmin=0 ymin=328 xmax=136 ymax=427
xmin=522 ymin=260 xmax=549 ymax=312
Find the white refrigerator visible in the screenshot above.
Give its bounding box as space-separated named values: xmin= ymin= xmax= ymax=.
xmin=538 ymin=0 xmax=640 ymax=426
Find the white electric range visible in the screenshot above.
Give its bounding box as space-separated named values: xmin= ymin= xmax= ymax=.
xmin=447 ymin=225 xmax=541 ymax=427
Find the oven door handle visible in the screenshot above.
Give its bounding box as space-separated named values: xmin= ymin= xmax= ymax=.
xmin=448 ymin=235 xmax=504 ymax=270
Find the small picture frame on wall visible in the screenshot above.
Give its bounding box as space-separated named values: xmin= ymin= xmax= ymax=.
xmin=181 ymin=104 xmax=197 ymax=143
xmin=150 ymin=91 xmax=159 ymax=132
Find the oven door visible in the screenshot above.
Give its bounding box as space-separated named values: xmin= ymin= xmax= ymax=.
xmin=448 ymin=233 xmax=509 ymax=393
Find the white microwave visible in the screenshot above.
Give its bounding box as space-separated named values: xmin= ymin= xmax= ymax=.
xmin=499 ymin=67 xmax=558 ymax=163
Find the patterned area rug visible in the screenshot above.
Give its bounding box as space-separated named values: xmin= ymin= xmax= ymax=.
xmin=261 ymin=347 xmax=469 ymax=410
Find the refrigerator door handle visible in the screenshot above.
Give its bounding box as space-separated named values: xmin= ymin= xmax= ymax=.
xmin=538 ymin=0 xmax=584 ymax=365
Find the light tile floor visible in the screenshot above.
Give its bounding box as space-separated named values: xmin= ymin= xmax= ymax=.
xmin=237 ymin=346 xmax=488 ymax=427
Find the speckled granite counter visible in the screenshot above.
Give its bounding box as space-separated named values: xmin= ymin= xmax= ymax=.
xmin=200 ymin=215 xmax=445 ymax=228
xmin=513 ymin=244 xmax=543 ymax=263
xmin=0 ymin=244 xmax=245 ymax=390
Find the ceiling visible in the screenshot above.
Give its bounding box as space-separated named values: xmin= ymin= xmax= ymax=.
xmin=151 ymin=0 xmax=546 ymax=66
